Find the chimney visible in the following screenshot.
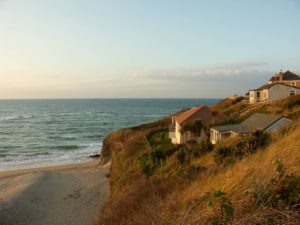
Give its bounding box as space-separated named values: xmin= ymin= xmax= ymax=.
xmin=279 ymin=70 xmax=283 ymax=82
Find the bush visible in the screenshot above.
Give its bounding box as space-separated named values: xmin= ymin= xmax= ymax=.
xmin=270 ymin=174 xmax=300 ymax=209
xmin=182 ymin=120 xmax=204 ymax=135
xmin=270 ymin=159 xmax=300 ymax=209
xmin=251 ymin=160 xmax=300 ymax=215
xmin=208 ymin=190 xmax=234 ymax=224
xmin=283 ymin=95 xmax=300 ymax=109
xmin=177 ymin=148 xmax=186 ymax=165
xmin=185 ymin=140 xmax=213 ymax=158
xmin=139 ymin=153 xmax=154 ymax=176
xmin=213 ymin=144 xmax=233 ymax=164
xmin=215 ymin=117 xmax=241 ymax=126
xmin=151 ymin=148 xmax=164 ymax=160
xmin=213 ymin=132 xmax=270 ymax=165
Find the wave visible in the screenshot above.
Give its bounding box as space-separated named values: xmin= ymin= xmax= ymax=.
xmin=25 ymin=151 xmax=50 ymax=157
xmin=0 ymin=115 xmax=35 ymax=121
xmin=0 ymin=145 xmax=22 ymax=149
xmin=48 ymin=136 xmax=77 ymax=140
xmin=80 ymin=134 xmax=103 ymax=139
xmin=50 ymin=145 xmax=80 ymax=151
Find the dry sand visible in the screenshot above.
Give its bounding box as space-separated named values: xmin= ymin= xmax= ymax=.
xmin=0 ymin=160 xmax=110 ymax=225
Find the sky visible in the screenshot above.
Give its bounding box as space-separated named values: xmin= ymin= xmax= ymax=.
xmin=0 ymin=0 xmax=300 ymax=99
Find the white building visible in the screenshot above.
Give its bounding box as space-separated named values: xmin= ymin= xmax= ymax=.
xmin=169 ymin=105 xmax=212 ymax=144
xmin=249 ymin=83 xmax=299 ymax=104
xmin=210 ymin=113 xmax=292 ymax=144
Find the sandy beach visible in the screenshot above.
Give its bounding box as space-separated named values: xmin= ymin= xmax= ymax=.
xmin=0 ymin=160 xmax=110 ymax=225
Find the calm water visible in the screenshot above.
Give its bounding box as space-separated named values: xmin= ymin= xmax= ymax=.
xmin=0 ymin=99 xmax=219 ymax=170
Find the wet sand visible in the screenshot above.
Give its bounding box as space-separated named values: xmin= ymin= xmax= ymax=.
xmin=0 ymin=160 xmax=110 ymax=225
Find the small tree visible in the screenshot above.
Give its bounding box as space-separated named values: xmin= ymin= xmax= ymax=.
xmin=183 ymin=120 xmax=203 ymax=134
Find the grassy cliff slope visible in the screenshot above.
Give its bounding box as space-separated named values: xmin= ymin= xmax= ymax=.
xmin=98 ymin=96 xmax=300 ymax=225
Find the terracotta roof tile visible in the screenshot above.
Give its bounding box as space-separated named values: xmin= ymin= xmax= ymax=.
xmin=174 ymin=105 xmax=205 ymax=124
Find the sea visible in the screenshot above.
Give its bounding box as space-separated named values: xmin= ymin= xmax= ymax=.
xmin=0 ymin=99 xmax=219 ymax=170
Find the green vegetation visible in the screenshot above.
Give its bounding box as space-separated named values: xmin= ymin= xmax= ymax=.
xmin=213 ymin=131 xmax=270 ymax=165
xmin=208 ymin=190 xmax=234 ymax=225
xmin=270 ymin=160 xmax=300 ymax=210
xmin=98 ymin=95 xmax=300 ymax=225
xmin=148 ymin=130 xmax=171 ymax=149
xmin=182 ymin=120 xmax=204 ymax=134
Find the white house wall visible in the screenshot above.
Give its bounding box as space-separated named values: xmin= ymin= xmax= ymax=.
xmin=268 ymin=85 xmax=298 ymax=101
xmin=262 ymin=89 xmax=268 ymax=101
xmin=249 ymin=91 xmax=256 ymax=104
xmin=175 ymin=121 xmax=182 ymax=144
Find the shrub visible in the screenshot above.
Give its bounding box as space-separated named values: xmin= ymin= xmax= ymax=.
xmin=208 ymin=190 xmax=234 ymax=224
xmin=213 ymin=143 xmax=233 ymax=164
xmin=139 ymin=153 xmax=154 ymax=176
xmin=151 ymin=148 xmax=164 ymax=160
xmin=182 ymin=120 xmax=204 ymax=135
xmin=270 ymin=159 xmax=300 ymax=209
xmin=213 ymin=132 xmax=270 ymax=165
xmin=251 ymin=160 xmax=300 ymax=214
xmin=186 ymin=140 xmax=212 ymax=158
xmin=177 ymin=148 xmax=186 ymax=165
xmin=284 ymin=95 xmax=300 ymax=109
xmin=215 ymin=117 xmax=241 ymax=126
xmin=270 ymin=174 xmax=300 ymax=209
xmin=273 ymin=159 xmax=285 ymax=178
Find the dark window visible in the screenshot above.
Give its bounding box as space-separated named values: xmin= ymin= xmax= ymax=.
xmin=289 ymin=90 xmax=296 ymax=96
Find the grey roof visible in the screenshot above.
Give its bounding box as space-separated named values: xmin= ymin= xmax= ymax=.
xmin=257 ymin=83 xmax=275 ymax=90
xmin=269 ymin=70 xmax=300 ymax=82
xmin=282 ymin=71 xmax=300 ymax=80
xmin=212 ymin=113 xmax=285 ymax=134
xmin=241 ymin=113 xmax=281 ymax=130
xmin=251 ymin=82 xmax=300 ymax=91
xmin=212 ymin=124 xmax=252 ymax=134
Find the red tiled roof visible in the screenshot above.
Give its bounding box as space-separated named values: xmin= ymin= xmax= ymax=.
xmin=174 ymin=105 xmax=205 ymax=124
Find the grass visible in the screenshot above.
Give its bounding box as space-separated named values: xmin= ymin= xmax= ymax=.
xmin=98 ymin=95 xmax=300 ymax=225
xmin=148 ymin=130 xmax=172 ymax=150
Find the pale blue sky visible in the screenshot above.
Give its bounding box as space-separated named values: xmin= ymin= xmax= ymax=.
xmin=0 ymin=0 xmax=300 ymax=98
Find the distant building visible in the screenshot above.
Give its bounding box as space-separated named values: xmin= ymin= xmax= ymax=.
xmin=268 ymin=70 xmax=300 ymax=88
xmin=169 ymin=105 xmax=212 ymax=144
xmin=249 ymin=83 xmax=299 ymax=104
xmin=210 ymin=113 xmax=292 ymax=144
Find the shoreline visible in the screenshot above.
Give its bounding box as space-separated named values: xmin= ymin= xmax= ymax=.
xmin=0 ymin=158 xmax=99 ymax=178
xmin=0 ymin=159 xmax=110 ymax=225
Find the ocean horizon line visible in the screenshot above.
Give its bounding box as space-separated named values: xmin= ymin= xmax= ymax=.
xmin=0 ymin=97 xmax=223 ymax=101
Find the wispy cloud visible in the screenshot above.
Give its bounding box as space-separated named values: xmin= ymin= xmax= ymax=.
xmin=129 ymin=62 xmax=273 ymax=81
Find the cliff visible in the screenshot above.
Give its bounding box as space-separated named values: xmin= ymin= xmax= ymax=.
xmin=97 ymin=95 xmax=300 ymax=225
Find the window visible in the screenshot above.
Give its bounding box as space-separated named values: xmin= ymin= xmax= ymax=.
xmin=291 ymin=82 xmax=296 ymax=86
xmin=289 ymin=90 xmax=296 ymax=96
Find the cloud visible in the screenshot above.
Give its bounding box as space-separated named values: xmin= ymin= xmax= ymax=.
xmin=102 ymin=62 xmax=280 ymax=98
xmin=129 ymin=62 xmax=273 ymax=82
xmin=2 ymin=61 xmax=296 ymax=99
